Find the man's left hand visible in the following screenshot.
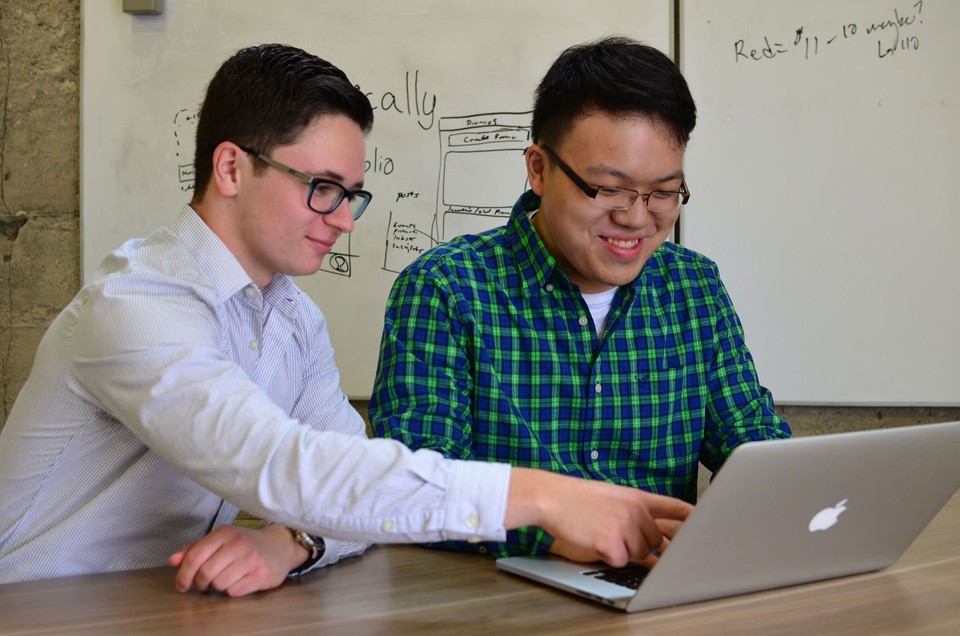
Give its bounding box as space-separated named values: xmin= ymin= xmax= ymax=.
xmin=168 ymin=524 xmax=309 ymax=597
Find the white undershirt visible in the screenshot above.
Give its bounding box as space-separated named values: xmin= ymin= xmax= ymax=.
xmin=581 ymin=287 xmax=618 ymax=335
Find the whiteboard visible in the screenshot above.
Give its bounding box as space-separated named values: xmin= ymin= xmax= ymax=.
xmin=80 ymin=0 xmax=672 ymax=397
xmin=681 ymin=0 xmax=960 ymax=405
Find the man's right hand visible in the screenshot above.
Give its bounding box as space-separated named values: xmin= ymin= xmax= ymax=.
xmin=504 ymin=467 xmax=692 ymax=567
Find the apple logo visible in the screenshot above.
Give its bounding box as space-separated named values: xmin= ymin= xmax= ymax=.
xmin=808 ymin=499 xmax=848 ymax=532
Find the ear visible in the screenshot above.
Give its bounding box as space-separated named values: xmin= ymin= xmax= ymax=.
xmin=525 ymin=144 xmax=548 ymax=196
xmin=210 ymin=142 xmax=244 ymax=198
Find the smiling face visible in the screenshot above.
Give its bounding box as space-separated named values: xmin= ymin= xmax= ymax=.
xmin=226 ymin=114 xmax=366 ymax=288
xmin=527 ymin=112 xmax=685 ymax=293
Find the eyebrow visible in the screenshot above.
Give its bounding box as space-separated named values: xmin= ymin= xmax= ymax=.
xmin=307 ymin=166 xmax=365 ymax=191
xmin=585 ymin=164 xmax=684 ymax=188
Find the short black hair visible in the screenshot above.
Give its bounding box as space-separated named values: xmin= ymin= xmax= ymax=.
xmin=192 ymin=43 xmax=374 ymax=201
xmin=532 ymin=36 xmax=696 ymax=150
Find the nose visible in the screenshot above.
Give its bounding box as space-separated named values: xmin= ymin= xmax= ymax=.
xmin=324 ymin=197 xmax=356 ymax=234
xmin=611 ymin=198 xmax=653 ymax=228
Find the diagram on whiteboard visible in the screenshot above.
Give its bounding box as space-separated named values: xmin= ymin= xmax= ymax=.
xmin=382 ymin=112 xmax=531 ymax=274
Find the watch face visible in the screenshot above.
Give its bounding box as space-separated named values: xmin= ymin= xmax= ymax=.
xmin=294 ymin=530 xmax=325 ymax=562
xmin=290 ymin=530 xmax=325 ymax=576
xmin=294 ymin=530 xmax=319 ymax=559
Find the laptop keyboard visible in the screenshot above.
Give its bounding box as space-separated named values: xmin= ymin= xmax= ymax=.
xmin=581 ymin=564 xmax=651 ymax=590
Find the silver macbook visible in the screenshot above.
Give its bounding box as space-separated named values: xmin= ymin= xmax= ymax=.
xmin=497 ymin=420 xmax=960 ymax=612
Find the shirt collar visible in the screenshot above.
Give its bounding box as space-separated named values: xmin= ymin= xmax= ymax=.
xmin=172 ymin=205 xmax=301 ymax=313
xmin=505 ymin=190 xmax=562 ymax=296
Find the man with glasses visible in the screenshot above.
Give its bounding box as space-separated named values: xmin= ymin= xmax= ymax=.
xmin=0 ymin=43 xmax=692 ymax=595
xmin=371 ymin=37 xmax=790 ymax=564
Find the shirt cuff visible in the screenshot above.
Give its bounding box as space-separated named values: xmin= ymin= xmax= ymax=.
xmin=286 ymin=538 xmax=368 ymax=578
xmin=318 ymin=538 xmax=368 ymax=567
xmin=442 ymin=459 xmax=511 ymax=543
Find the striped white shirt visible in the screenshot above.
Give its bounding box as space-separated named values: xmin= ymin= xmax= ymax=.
xmin=0 ymin=206 xmax=509 ymax=584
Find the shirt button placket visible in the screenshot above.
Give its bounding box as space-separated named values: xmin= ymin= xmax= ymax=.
xmin=244 ymin=285 xmax=262 ymax=356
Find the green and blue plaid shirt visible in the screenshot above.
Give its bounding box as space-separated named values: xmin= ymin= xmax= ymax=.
xmin=371 ymin=190 xmax=790 ymax=558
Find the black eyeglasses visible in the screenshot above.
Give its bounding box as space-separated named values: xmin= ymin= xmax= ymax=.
xmin=540 ymin=145 xmax=690 ymax=214
xmin=237 ymin=145 xmax=372 ymax=220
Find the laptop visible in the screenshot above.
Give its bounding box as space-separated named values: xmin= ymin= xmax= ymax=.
xmin=497 ymin=420 xmax=960 ymax=612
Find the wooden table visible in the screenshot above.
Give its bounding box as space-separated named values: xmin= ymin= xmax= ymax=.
xmin=2 ymin=493 xmax=958 ymax=635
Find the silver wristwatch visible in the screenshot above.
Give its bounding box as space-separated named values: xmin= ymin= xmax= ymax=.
xmin=290 ymin=529 xmax=326 ymax=577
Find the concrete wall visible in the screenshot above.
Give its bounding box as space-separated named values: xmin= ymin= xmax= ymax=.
xmin=0 ymin=1 xmax=957 ymax=436
xmin=0 ymin=0 xmax=81 ymax=422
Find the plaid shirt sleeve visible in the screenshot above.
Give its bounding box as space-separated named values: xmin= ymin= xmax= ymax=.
xmin=697 ymin=259 xmax=789 ymax=470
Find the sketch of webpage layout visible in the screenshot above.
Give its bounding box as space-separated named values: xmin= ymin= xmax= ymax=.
xmin=383 ymin=111 xmax=531 ymax=274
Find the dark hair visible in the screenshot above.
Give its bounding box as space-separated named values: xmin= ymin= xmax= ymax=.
xmin=192 ymin=43 xmax=374 ymax=201
xmin=531 ymin=36 xmax=696 ymax=150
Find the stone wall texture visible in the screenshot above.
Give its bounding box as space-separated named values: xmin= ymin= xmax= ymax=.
xmin=0 ymin=1 xmax=956 ymax=436
xmin=0 ymin=0 xmax=81 ymax=421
